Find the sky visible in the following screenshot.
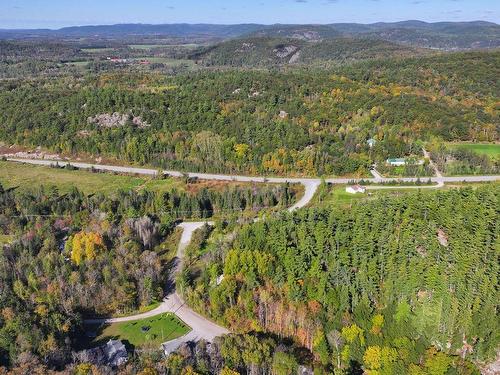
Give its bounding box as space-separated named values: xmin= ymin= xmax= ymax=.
xmin=0 ymin=0 xmax=498 ymax=29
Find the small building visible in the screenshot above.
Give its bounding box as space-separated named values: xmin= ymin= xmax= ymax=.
xmin=346 ymin=185 xmax=366 ymax=194
xmin=387 ymin=158 xmax=425 ymax=166
xmin=386 ymin=158 xmax=407 ymax=166
xmin=107 ymin=57 xmax=127 ymax=63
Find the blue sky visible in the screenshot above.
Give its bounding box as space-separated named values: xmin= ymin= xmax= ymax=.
xmin=0 ymin=0 xmax=498 ymax=29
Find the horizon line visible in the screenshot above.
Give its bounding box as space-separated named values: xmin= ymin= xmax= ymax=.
xmin=0 ymin=19 xmax=498 ymax=32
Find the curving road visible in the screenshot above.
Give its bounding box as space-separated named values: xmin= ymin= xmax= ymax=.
xmin=5 ymin=156 xmax=500 ymax=353
xmin=86 ymin=222 xmax=229 ymax=352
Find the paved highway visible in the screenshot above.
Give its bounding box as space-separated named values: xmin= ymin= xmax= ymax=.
xmin=6 ymin=158 xmax=500 ymax=187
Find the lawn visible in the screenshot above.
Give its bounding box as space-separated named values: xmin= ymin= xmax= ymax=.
xmin=0 ymin=161 xmax=183 ymax=195
xmin=86 ymin=313 xmax=190 ymax=349
xmin=448 ymin=143 xmax=500 ymax=157
xmin=317 ymin=185 xmax=368 ymax=207
xmin=316 ymin=185 xmax=442 ymax=208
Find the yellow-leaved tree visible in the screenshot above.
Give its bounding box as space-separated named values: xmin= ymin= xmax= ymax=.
xmin=69 ymin=232 xmax=104 ymax=265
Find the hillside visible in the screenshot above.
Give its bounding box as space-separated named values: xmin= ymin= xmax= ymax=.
xmin=360 ymin=23 xmax=500 ymax=49
xmin=0 ymin=51 xmax=497 ymax=177
xmin=249 ymin=21 xmax=500 ymax=49
xmin=1 ymin=21 xmax=498 ymax=50
xmin=190 ymin=36 xmax=424 ymax=67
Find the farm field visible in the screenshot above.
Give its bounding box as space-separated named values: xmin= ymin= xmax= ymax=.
xmin=81 ymin=47 xmax=116 ymax=54
xmin=447 ymin=143 xmax=500 ymax=157
xmin=129 ymin=44 xmax=166 ymax=49
xmin=85 ymin=313 xmax=190 ymax=349
xmin=0 ymin=161 xmax=183 ymax=195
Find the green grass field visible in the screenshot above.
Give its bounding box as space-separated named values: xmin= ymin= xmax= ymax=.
xmin=129 ymin=44 xmax=166 ymax=49
xmin=316 ymin=185 xmax=440 ymax=208
xmin=316 ymin=182 xmax=499 ymax=208
xmin=81 ymin=47 xmax=116 ymax=54
xmin=86 ymin=313 xmax=190 ymax=348
xmin=129 ymin=44 xmax=200 ymax=50
xmin=448 ymin=143 xmax=500 ymax=157
xmin=322 ymin=186 xmax=368 ymax=206
xmin=0 ymin=161 xmax=183 ymax=195
xmin=64 ymin=61 xmax=91 ymax=67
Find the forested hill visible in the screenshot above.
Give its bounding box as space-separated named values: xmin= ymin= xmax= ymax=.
xmin=250 ymin=21 xmax=500 ymax=49
xmin=183 ymin=185 xmax=499 ymax=373
xmin=0 ymin=51 xmax=498 ymax=176
xmin=190 ymin=36 xmax=424 ymax=67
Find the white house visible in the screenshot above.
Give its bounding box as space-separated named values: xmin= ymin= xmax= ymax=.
xmin=386 ymin=158 xmax=407 ymax=166
xmin=346 ymin=185 xmax=366 ymax=194
xmin=386 ymin=158 xmax=425 ymax=166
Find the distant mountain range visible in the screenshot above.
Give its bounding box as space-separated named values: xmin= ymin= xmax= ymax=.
xmin=0 ymin=21 xmax=499 ymax=50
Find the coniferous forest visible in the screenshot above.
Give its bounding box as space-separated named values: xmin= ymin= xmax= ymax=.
xmin=183 ymin=186 xmax=499 ymax=374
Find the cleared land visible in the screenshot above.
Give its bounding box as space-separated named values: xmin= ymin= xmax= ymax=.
xmin=447 ymin=143 xmax=500 ymax=157
xmin=86 ymin=313 xmax=190 ymax=348
xmin=318 ymin=182 xmax=499 ymax=208
xmin=81 ymin=47 xmax=116 ymax=54
xmin=129 ymin=44 xmax=200 ymax=49
xmin=0 ymin=161 xmax=182 ymax=195
xmin=0 ymin=160 xmax=300 ymax=206
xmin=130 ymin=57 xmax=197 ymax=67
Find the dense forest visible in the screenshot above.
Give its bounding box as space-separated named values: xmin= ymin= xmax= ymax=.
xmin=0 ymin=51 xmax=498 ymax=176
xmin=181 ymin=186 xmax=499 ymax=374
xmin=0 ymin=181 xmax=295 ymax=369
xmin=190 ymin=37 xmax=423 ymax=67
